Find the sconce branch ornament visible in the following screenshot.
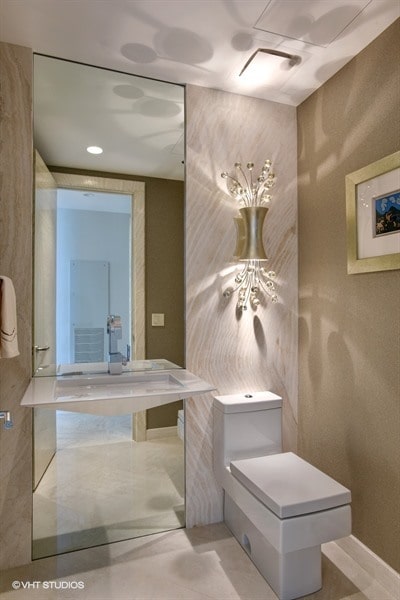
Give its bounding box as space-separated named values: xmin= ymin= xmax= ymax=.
xmin=221 ymin=160 xmax=278 ymax=311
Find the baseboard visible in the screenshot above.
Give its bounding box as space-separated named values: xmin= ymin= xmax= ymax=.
xmin=323 ymin=535 xmax=399 ymax=599
xmin=146 ymin=425 xmax=178 ymax=440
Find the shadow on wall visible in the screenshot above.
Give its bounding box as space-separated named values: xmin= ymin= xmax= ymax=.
xmin=298 ymin=47 xmax=399 ymax=182
xmin=253 ymin=315 xmax=267 ymax=351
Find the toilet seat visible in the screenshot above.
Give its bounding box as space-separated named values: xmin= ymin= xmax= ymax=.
xmin=230 ymin=452 xmax=351 ymax=518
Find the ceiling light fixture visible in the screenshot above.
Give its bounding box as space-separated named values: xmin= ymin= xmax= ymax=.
xmin=239 ymin=48 xmax=301 ymax=77
xmin=86 ymin=146 xmax=103 ymax=154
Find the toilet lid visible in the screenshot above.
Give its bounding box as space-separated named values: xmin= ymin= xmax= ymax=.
xmin=230 ymin=452 xmax=351 ymax=518
xmin=214 ymin=391 xmax=282 ymax=413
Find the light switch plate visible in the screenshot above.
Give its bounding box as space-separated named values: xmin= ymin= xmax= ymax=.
xmin=152 ymin=313 xmax=165 ymax=327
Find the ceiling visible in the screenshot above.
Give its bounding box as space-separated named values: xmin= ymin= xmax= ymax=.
xmin=1 ymin=0 xmax=398 ymax=179
xmin=33 ymin=55 xmax=185 ymax=180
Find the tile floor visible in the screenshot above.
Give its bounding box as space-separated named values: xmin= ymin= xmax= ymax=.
xmin=33 ymin=412 xmax=184 ymax=558
xmin=8 ymin=412 xmax=397 ymax=599
xmin=0 ymin=523 xmax=397 ymax=600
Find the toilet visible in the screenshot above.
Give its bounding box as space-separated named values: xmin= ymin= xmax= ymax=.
xmin=213 ymin=392 xmax=351 ymax=600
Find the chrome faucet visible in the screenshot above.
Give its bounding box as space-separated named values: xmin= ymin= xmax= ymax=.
xmin=107 ymin=315 xmax=129 ymax=374
xmin=0 ymin=411 xmax=13 ymax=429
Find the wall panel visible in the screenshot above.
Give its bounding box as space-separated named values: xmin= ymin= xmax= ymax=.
xmin=185 ymin=85 xmax=298 ymax=525
xmin=0 ymin=42 xmax=33 ymax=569
xmin=297 ymin=19 xmax=400 ymax=571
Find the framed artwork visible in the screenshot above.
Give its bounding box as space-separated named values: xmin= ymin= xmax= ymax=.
xmin=345 ymin=151 xmax=400 ymax=274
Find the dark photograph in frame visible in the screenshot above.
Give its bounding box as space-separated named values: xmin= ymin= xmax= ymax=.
xmin=374 ymin=189 xmax=400 ymax=238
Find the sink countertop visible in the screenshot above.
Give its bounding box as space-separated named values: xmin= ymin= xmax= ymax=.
xmin=21 ymin=368 xmax=215 ymax=416
xmin=34 ymin=359 xmax=183 ymax=377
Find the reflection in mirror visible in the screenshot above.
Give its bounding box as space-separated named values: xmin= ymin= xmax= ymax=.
xmin=33 ymin=54 xmax=185 ymax=375
xmin=32 ymin=55 xmax=185 ymax=559
xmin=57 ymin=189 xmax=131 ymax=365
xmin=34 ymin=167 xmax=145 ymax=376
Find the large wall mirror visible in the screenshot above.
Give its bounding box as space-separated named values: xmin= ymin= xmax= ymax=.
xmin=33 ymin=54 xmax=184 ymax=375
xmin=32 ymin=54 xmax=185 ymax=559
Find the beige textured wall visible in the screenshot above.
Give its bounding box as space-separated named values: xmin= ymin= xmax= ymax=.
xmin=145 ymin=178 xmax=184 ymax=429
xmin=145 ymin=178 xmax=184 ymax=368
xmin=185 ymin=85 xmax=298 ymax=526
xmin=297 ymin=19 xmax=400 ymax=571
xmin=0 ymin=42 xmax=33 ymax=569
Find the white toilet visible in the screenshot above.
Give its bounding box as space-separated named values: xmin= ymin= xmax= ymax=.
xmin=213 ymin=392 xmax=351 ymax=600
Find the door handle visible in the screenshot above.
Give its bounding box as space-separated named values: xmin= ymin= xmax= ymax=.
xmin=34 ymin=345 xmax=50 ymax=352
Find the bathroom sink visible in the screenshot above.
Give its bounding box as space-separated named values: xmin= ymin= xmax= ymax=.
xmin=55 ymin=372 xmax=185 ymax=401
xmin=21 ymin=366 xmax=215 ymax=416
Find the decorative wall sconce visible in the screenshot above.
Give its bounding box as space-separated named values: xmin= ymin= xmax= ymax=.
xmin=221 ymin=160 xmax=278 ymax=311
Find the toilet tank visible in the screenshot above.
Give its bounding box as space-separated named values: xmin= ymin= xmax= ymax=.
xmin=213 ymin=392 xmax=282 ymax=481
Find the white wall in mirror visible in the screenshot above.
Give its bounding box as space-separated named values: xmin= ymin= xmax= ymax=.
xmin=56 ymin=189 xmax=132 ymax=364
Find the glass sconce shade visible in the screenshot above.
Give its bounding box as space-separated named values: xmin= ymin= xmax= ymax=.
xmin=239 ymin=206 xmax=268 ymax=260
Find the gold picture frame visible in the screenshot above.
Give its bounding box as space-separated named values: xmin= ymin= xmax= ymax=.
xmin=345 ymin=151 xmax=400 ymax=274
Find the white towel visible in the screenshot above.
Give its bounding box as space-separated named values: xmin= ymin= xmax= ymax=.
xmin=0 ymin=276 xmax=19 ymax=358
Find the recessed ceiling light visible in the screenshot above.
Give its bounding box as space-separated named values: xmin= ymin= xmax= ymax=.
xmin=86 ymin=146 xmax=103 ymax=154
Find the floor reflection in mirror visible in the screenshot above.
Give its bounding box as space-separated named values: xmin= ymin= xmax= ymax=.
xmin=33 ymin=411 xmax=184 ymax=559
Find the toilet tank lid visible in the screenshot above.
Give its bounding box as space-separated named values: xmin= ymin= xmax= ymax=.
xmin=213 ymin=391 xmax=282 ymax=413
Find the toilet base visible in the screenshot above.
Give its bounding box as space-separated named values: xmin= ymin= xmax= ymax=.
xmin=224 ymin=493 xmax=322 ymax=600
